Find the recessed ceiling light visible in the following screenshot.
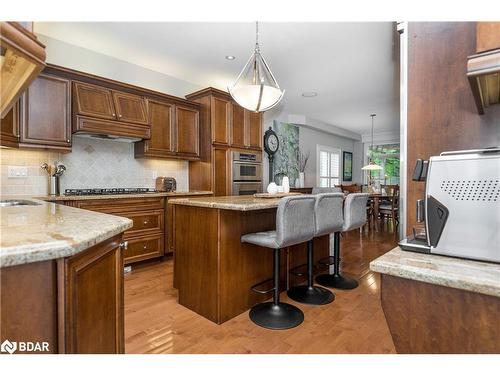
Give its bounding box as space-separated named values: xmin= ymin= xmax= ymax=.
xmin=225 ymin=55 xmax=236 ymax=60
xmin=302 ymin=92 xmax=318 ymax=98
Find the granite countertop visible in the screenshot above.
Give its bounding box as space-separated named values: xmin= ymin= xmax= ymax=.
xmin=0 ymin=198 xmax=133 ymax=268
xmin=37 ymin=190 xmax=213 ymax=201
xmin=370 ymin=247 xmax=500 ymax=298
xmin=169 ymin=195 xmax=284 ymax=211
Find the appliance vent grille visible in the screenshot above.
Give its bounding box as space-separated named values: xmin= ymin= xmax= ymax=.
xmin=440 ymin=180 xmax=499 ymax=202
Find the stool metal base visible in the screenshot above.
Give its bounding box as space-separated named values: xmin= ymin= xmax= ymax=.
xmin=315 ymin=273 xmax=359 ymax=290
xmin=249 ymin=302 xmax=304 ymax=330
xmin=287 ymin=285 xmax=335 ymax=305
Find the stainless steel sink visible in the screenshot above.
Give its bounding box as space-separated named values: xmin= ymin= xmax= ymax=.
xmin=0 ymin=199 xmax=42 ymax=207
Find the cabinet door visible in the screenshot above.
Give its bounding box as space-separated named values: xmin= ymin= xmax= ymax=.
xmin=73 ymin=82 xmax=116 ymax=120
xmin=211 ymin=96 xmax=230 ymax=145
xmin=175 ymin=105 xmax=200 ymax=157
xmin=213 ymin=148 xmax=230 ymax=196
xmin=246 ymin=110 xmax=262 ymax=149
xmin=230 ymin=102 xmax=246 ymax=148
xmin=63 ymin=235 xmax=124 ymax=354
xmin=0 ymin=101 xmax=20 ymax=148
xmin=21 ymin=74 xmax=72 ymax=147
xmin=112 ymin=91 xmax=148 ymax=125
xmin=146 ymin=99 xmax=175 ymax=155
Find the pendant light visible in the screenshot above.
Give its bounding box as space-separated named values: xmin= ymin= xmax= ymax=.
xmin=228 ymin=22 xmax=284 ymax=113
xmin=362 ymin=114 xmax=383 ymax=171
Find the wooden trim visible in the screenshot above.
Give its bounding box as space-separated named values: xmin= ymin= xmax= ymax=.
xmin=186 ymin=86 xmax=231 ymax=101
xmin=0 ymin=22 xmax=46 ymax=64
xmin=45 ymin=63 xmax=200 ymax=110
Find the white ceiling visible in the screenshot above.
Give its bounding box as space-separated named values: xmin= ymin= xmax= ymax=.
xmin=35 ymin=22 xmax=400 ymax=136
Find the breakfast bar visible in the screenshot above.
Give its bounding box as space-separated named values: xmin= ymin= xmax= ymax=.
xmin=170 ymin=195 xmax=330 ymax=324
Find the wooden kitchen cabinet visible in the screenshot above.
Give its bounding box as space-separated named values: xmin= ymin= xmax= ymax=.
xmin=175 ymin=105 xmax=200 ymax=157
xmin=476 ymin=22 xmax=500 ymax=53
xmin=112 ymin=91 xmax=148 ymax=125
xmin=246 ymin=110 xmax=262 ymax=149
xmin=73 ymin=81 xmax=116 ymax=120
xmin=69 ymin=197 xmax=165 ymax=264
xmin=0 ymin=73 xmax=71 ymax=151
xmin=230 ymin=102 xmax=246 ymax=148
xmin=135 ymin=99 xmax=200 ymax=160
xmin=135 ymin=99 xmax=175 ymax=158
xmin=211 ymin=95 xmax=231 ymax=145
xmin=62 ymin=235 xmax=124 ymax=353
xmin=186 ymin=87 xmax=263 ymax=195
xmin=0 ymin=234 xmax=125 ymax=354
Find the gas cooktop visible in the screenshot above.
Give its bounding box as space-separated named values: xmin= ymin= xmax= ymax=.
xmin=64 ymin=188 xmax=157 ymax=196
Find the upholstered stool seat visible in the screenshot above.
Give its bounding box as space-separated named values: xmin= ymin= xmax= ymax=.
xmin=242 ymin=195 xmax=316 ymax=330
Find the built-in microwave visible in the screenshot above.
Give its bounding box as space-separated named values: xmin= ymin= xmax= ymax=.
xmin=232 ymin=181 xmax=263 ymax=196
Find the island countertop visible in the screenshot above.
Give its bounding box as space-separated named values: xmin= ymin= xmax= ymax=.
xmin=370 ymin=247 xmax=500 ymax=298
xmin=168 ymin=195 xmax=284 ymax=211
xmin=0 ymin=198 xmax=133 ymax=268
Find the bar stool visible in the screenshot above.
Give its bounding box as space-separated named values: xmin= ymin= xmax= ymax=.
xmin=316 ymin=193 xmax=369 ymax=290
xmin=241 ymin=195 xmax=316 ymax=330
xmin=287 ymin=193 xmax=344 ymax=305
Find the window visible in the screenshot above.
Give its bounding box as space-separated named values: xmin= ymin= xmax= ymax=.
xmin=366 ymin=143 xmax=400 ymax=185
xmin=317 ymin=145 xmax=341 ymax=187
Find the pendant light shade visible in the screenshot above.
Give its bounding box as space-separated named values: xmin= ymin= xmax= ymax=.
xmin=362 ymin=114 xmax=383 ymax=171
xmin=228 ymin=22 xmax=284 ymax=112
xmin=362 ymin=163 xmax=383 ymax=171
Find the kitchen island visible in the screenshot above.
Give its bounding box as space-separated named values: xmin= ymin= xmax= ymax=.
xmin=0 ymin=198 xmax=133 ymax=353
xmin=169 ymin=195 xmax=330 ymax=324
xmin=370 ymin=247 xmax=500 ymax=353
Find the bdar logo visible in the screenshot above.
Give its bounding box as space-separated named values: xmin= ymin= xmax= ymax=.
xmin=1 ymin=340 xmax=17 ymax=354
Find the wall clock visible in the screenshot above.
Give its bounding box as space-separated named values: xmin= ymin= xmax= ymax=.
xmin=263 ymin=127 xmax=279 ymax=183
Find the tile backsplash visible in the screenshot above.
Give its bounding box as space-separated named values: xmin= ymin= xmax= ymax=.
xmin=1 ymin=136 xmax=188 ymax=196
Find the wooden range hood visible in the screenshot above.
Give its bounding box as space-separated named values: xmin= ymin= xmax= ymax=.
xmin=467 ymin=49 xmax=500 ymax=114
xmin=0 ymin=22 xmax=46 ymax=119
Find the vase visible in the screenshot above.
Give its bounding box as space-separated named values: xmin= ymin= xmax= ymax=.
xmin=282 ymin=176 xmax=290 ymax=193
xmin=299 ymin=172 xmax=305 ymax=188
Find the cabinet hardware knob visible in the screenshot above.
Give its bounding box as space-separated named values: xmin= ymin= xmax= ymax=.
xmin=118 ymin=114 xmax=122 ymax=118
xmin=120 ymin=241 xmax=128 ymax=250
xmin=66 ymin=139 xmax=70 ymax=143
xmin=143 ymin=245 xmax=147 ymax=250
xmin=112 ymin=113 xmax=116 ymax=116
xmin=143 ymin=220 xmax=149 ymax=225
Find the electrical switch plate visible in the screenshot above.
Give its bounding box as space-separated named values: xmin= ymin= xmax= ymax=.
xmin=8 ymin=166 xmax=28 ymax=178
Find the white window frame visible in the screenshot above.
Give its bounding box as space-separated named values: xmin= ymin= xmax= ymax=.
xmin=316 ymin=145 xmax=342 ymax=188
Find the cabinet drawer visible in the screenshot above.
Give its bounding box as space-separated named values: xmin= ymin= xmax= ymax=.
xmin=123 ymin=210 xmax=164 ymax=238
xmin=124 ymin=235 xmax=164 ymax=264
xmin=75 ymin=197 xmax=164 ymax=213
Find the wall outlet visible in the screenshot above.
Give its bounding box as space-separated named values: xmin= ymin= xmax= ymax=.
xmin=151 ymin=170 xmax=158 ymax=179
xmin=8 ymin=166 xmax=28 ymax=178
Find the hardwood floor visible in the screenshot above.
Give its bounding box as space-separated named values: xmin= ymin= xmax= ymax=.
xmin=124 ymin=221 xmax=399 ymax=354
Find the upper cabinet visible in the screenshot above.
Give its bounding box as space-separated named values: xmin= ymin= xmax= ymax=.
xmin=467 ymin=22 xmax=500 ymax=115
xmin=186 ymin=87 xmax=262 ymax=151
xmin=211 ymin=95 xmax=231 ymax=145
xmin=134 ymin=99 xmax=200 ymax=160
xmin=73 ymin=82 xmax=117 ymax=120
xmin=175 ymin=105 xmax=200 ymax=157
xmin=0 ymin=22 xmax=46 ymax=119
xmin=0 ymin=73 xmax=72 ymax=151
xmin=112 ymin=91 xmax=148 ymax=125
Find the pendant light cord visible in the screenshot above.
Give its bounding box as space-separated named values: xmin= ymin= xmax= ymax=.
xmin=255 ymin=21 xmax=260 ymax=52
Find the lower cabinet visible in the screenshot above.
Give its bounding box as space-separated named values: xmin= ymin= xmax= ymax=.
xmin=66 ymin=197 xmax=165 ymax=264
xmin=0 ymin=234 xmax=125 ymax=354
